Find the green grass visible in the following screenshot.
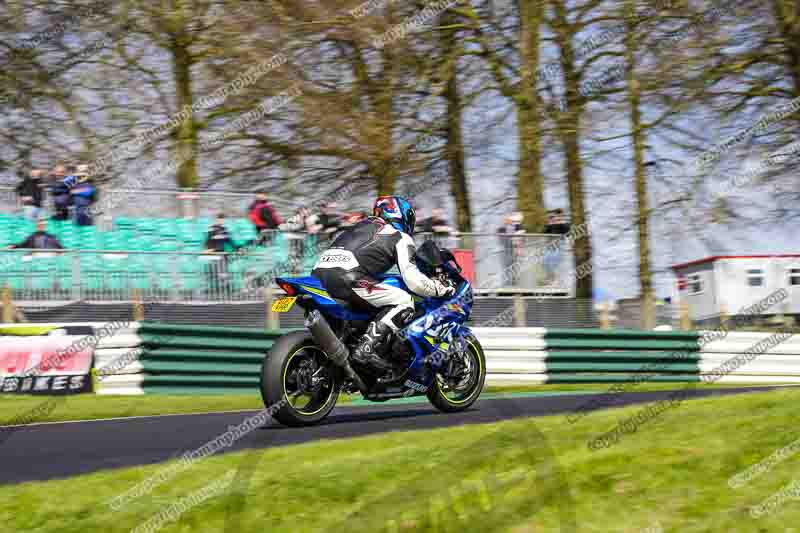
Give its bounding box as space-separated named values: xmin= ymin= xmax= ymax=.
xmin=0 ymin=381 xmax=786 ymax=426
xmin=2 ymin=388 xmax=800 ymax=531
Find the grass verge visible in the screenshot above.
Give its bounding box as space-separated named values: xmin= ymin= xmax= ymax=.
xmin=1 ymin=388 xmax=799 ymax=531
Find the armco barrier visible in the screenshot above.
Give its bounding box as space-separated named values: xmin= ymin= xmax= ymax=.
xmin=103 ymin=322 xmax=288 ymax=395
xmin=474 ymin=327 xmax=704 ymax=384
xmin=477 ymin=328 xmax=800 ymax=384
xmin=87 ymin=324 xmax=799 ymax=394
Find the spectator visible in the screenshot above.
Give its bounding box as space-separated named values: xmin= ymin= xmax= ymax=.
xmin=420 ymin=207 xmax=453 ymax=235
xmin=497 ymin=212 xmax=524 ymax=286
xmin=543 ymin=209 xmax=571 ymax=285
xmin=279 ymin=207 xmax=313 ymax=275
xmin=15 ymin=168 xmax=45 ymax=220
xmin=204 ymin=213 xmax=236 ymax=294
xmin=8 ymin=218 xmax=63 ymax=250
xmin=70 ymin=164 xmax=98 ymax=226
xmin=247 ymin=191 xmax=283 ymax=245
xmin=49 ymin=164 xmax=71 ymax=221
xmin=544 ymin=208 xmax=571 ymax=235
xmin=307 ymin=201 xmax=342 ymax=244
xmin=419 ymin=207 xmax=454 ymax=248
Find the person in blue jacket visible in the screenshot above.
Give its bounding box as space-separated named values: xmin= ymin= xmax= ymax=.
xmin=69 ymin=165 xmax=97 ymax=226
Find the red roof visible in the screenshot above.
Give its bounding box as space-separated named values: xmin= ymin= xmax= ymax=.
xmin=671 ymin=254 xmax=800 ymax=271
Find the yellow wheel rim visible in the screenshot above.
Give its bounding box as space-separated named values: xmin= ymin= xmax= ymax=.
xmin=282 ymin=345 xmax=336 ymax=416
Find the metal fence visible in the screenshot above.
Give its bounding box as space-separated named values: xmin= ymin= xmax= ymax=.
xmin=0 ymin=232 xmax=574 ymax=303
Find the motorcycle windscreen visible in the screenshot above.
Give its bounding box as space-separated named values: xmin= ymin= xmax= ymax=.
xmin=415 ymin=240 xmax=461 ymax=274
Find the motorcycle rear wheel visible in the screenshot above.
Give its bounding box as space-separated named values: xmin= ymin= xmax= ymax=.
xmin=261 ymin=332 xmax=341 ymax=427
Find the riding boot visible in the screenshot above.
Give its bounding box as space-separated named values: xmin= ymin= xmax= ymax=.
xmin=350 ymin=320 xmax=396 ymax=372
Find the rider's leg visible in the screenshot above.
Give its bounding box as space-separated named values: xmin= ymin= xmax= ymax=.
xmin=349 ymin=282 xmax=415 ymax=371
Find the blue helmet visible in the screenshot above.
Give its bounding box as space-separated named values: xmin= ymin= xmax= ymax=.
xmin=373 ymin=196 xmax=416 ymax=235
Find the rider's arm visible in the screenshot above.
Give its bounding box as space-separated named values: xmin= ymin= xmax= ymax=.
xmin=395 ymin=233 xmax=450 ymax=298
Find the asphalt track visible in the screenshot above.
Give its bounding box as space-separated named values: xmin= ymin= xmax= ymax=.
xmin=0 ymin=385 xmax=788 ymax=486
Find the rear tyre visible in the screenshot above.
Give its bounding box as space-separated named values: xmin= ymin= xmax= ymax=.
xmin=427 ymin=334 xmax=486 ymax=413
xmin=261 ymin=331 xmax=340 ymax=427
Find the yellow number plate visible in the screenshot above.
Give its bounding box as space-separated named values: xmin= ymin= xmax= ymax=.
xmin=271 ymin=296 xmax=297 ymax=313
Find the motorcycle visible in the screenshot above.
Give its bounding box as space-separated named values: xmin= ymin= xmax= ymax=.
xmin=260 ymin=240 xmax=486 ymax=426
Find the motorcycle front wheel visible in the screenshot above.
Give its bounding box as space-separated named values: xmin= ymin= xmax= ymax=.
xmin=261 ymin=331 xmax=341 ymax=427
xmin=426 ymin=333 xmax=486 ymax=413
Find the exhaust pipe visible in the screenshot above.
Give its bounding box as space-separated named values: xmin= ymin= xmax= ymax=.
xmin=305 ymin=310 xmax=369 ymax=395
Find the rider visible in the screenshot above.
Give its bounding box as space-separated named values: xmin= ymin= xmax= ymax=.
xmin=311 ymin=196 xmax=456 ymax=372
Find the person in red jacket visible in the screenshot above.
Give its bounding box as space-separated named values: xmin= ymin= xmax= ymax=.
xmin=248 ymin=192 xmax=283 ymax=245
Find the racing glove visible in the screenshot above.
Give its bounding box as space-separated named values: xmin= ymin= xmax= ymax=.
xmin=435 ymin=280 xmax=456 ymax=298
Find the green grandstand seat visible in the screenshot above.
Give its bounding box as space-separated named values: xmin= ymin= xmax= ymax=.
xmin=77 ymin=226 xmax=99 ymax=249
xmin=177 ymin=255 xmax=202 ymax=291
xmin=47 ymin=219 xmax=67 ymax=236
xmin=55 ymin=254 xmax=73 ymax=288
xmin=106 ymin=257 xmax=130 ymax=290
xmin=152 ymin=237 xmax=180 ymax=252
xmin=181 ymin=272 xmax=202 ymax=291
xmin=61 ymin=234 xmax=79 ymax=249
xmin=114 ymin=217 xmax=136 ymax=229
xmin=29 ymin=256 xmax=57 ymax=290
xmin=6 ymin=274 xmax=24 ymax=290
xmin=117 ymin=229 xmax=135 ymax=245
xmin=123 ymin=254 xmax=148 ymax=290
xmin=132 ymin=234 xmax=157 ymax=251
xmin=1 ymin=214 xmax=294 ymax=294
xmin=150 ymin=254 xmax=175 ymax=290
xmin=157 ymin=219 xmax=178 ymax=238
xmin=78 ymin=253 xmax=104 ymax=290
xmin=134 ymin=218 xmax=159 ymax=231
xmin=10 ymin=226 xmax=30 ymax=244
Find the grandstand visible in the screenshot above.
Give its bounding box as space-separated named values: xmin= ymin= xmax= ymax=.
xmin=0 ymin=189 xmax=591 ymax=327
xmin=0 ymin=214 xmax=316 ymax=297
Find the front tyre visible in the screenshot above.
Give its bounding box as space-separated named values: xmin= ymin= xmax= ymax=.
xmin=427 ymin=334 xmax=486 ymax=413
xmin=261 ymin=331 xmax=340 ymax=427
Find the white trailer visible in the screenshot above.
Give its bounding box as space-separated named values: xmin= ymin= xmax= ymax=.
xmin=671 ymin=255 xmax=800 ymax=324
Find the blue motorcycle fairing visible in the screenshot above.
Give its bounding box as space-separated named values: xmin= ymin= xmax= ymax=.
xmin=275 ymin=276 xmax=372 ymax=321
xmin=403 ymin=281 xmax=473 ymax=384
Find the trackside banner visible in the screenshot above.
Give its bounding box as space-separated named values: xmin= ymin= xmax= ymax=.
xmin=0 ymin=337 xmax=93 ymax=394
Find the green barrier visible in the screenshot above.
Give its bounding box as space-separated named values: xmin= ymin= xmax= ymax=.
xmin=546 ymin=338 xmax=698 ymax=350
xmin=141 ymin=361 xmax=262 ymax=375
xmin=142 ymin=349 xmax=265 ymax=363
xmin=138 ymin=322 xmax=288 ymax=393
xmin=142 ymin=386 xmax=260 ymax=395
xmin=544 ymin=328 xmax=700 ymax=340
xmin=140 ymin=333 xmax=276 ymax=351
xmin=540 ymin=328 xmax=702 ymax=380
xmin=545 ymin=362 xmax=700 ymax=373
xmin=543 ymin=351 xmax=701 ymax=361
